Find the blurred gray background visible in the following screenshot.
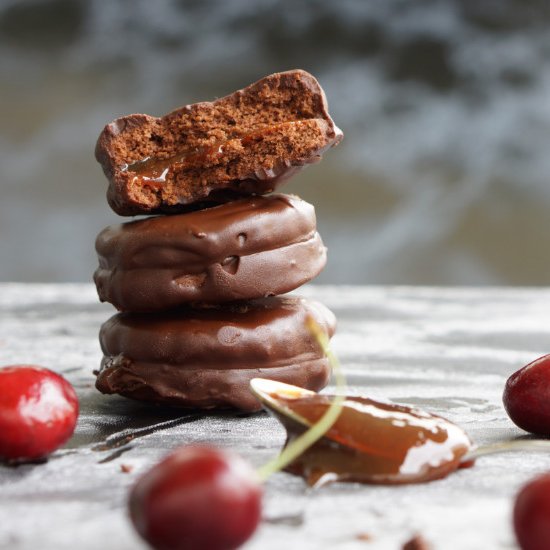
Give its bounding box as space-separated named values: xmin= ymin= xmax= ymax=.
xmin=1 ymin=0 xmax=549 ymax=285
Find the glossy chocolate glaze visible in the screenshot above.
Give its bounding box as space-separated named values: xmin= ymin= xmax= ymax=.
xmin=269 ymin=394 xmax=472 ymax=485
xmin=96 ymin=297 xmax=336 ymax=411
xmin=94 ymin=194 xmax=326 ymax=312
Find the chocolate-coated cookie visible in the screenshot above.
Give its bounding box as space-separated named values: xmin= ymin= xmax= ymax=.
xmin=94 ymin=194 xmax=326 ymax=312
xmin=95 ymin=70 xmax=342 ymax=215
xmin=96 ymin=296 xmax=336 ymax=411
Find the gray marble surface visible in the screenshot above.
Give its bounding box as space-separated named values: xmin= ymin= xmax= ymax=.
xmin=1 ymin=284 xmax=550 ymax=550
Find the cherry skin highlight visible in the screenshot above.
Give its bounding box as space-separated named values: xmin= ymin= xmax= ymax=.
xmin=514 ymin=473 xmax=550 ymax=550
xmin=503 ymin=354 xmax=550 ymax=435
xmin=129 ymin=445 xmax=262 ymax=550
xmin=0 ymin=365 xmax=79 ymax=462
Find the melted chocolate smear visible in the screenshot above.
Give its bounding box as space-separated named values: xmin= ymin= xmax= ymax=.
xmin=269 ymin=393 xmax=472 ymax=485
xmin=97 ymin=445 xmax=134 ymax=464
xmin=92 ymin=414 xmax=204 ymax=452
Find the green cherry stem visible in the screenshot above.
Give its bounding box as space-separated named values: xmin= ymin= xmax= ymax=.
xmin=464 ymin=439 xmax=550 ymax=462
xmin=256 ymin=316 xmax=346 ymax=483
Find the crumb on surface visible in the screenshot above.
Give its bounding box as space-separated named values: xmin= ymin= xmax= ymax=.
xmin=403 ymin=534 xmax=432 ymax=550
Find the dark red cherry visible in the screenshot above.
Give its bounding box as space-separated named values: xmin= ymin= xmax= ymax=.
xmin=0 ymin=365 xmax=79 ymax=462
xmin=129 ymin=445 xmax=262 ymax=550
xmin=514 ymin=473 xmax=550 ymax=550
xmin=503 ymin=354 xmax=550 ymax=435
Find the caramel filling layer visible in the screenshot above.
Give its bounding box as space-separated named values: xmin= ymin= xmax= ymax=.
xmin=121 ymin=120 xmax=313 ymax=186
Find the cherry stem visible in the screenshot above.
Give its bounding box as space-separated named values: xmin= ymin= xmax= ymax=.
xmin=463 ymin=439 xmax=550 ymax=462
xmin=256 ymin=316 xmax=346 ymax=483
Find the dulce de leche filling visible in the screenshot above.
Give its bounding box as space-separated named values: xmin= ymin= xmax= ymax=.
xmin=121 ymin=120 xmax=327 ymax=190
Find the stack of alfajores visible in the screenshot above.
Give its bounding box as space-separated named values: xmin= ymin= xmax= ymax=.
xmin=93 ymin=70 xmax=342 ymax=411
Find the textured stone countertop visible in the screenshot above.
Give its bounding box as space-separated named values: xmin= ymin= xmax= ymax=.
xmin=1 ymin=284 xmax=550 ymax=550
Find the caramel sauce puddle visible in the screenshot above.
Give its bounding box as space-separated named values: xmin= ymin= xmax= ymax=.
xmin=266 ymin=393 xmax=472 ymax=486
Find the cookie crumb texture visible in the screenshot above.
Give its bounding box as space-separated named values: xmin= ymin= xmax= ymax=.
xmin=96 ymin=70 xmax=342 ymax=215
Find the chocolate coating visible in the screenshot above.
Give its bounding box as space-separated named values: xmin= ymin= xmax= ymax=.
xmin=96 ymin=296 xmax=336 ymax=411
xmin=94 ymin=194 xmax=326 ymax=312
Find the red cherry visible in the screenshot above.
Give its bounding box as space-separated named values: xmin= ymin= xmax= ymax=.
xmin=129 ymin=445 xmax=262 ymax=550
xmin=0 ymin=365 xmax=79 ymax=462
xmin=514 ymin=473 xmax=550 ymax=550
xmin=503 ymin=354 xmax=550 ymax=435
